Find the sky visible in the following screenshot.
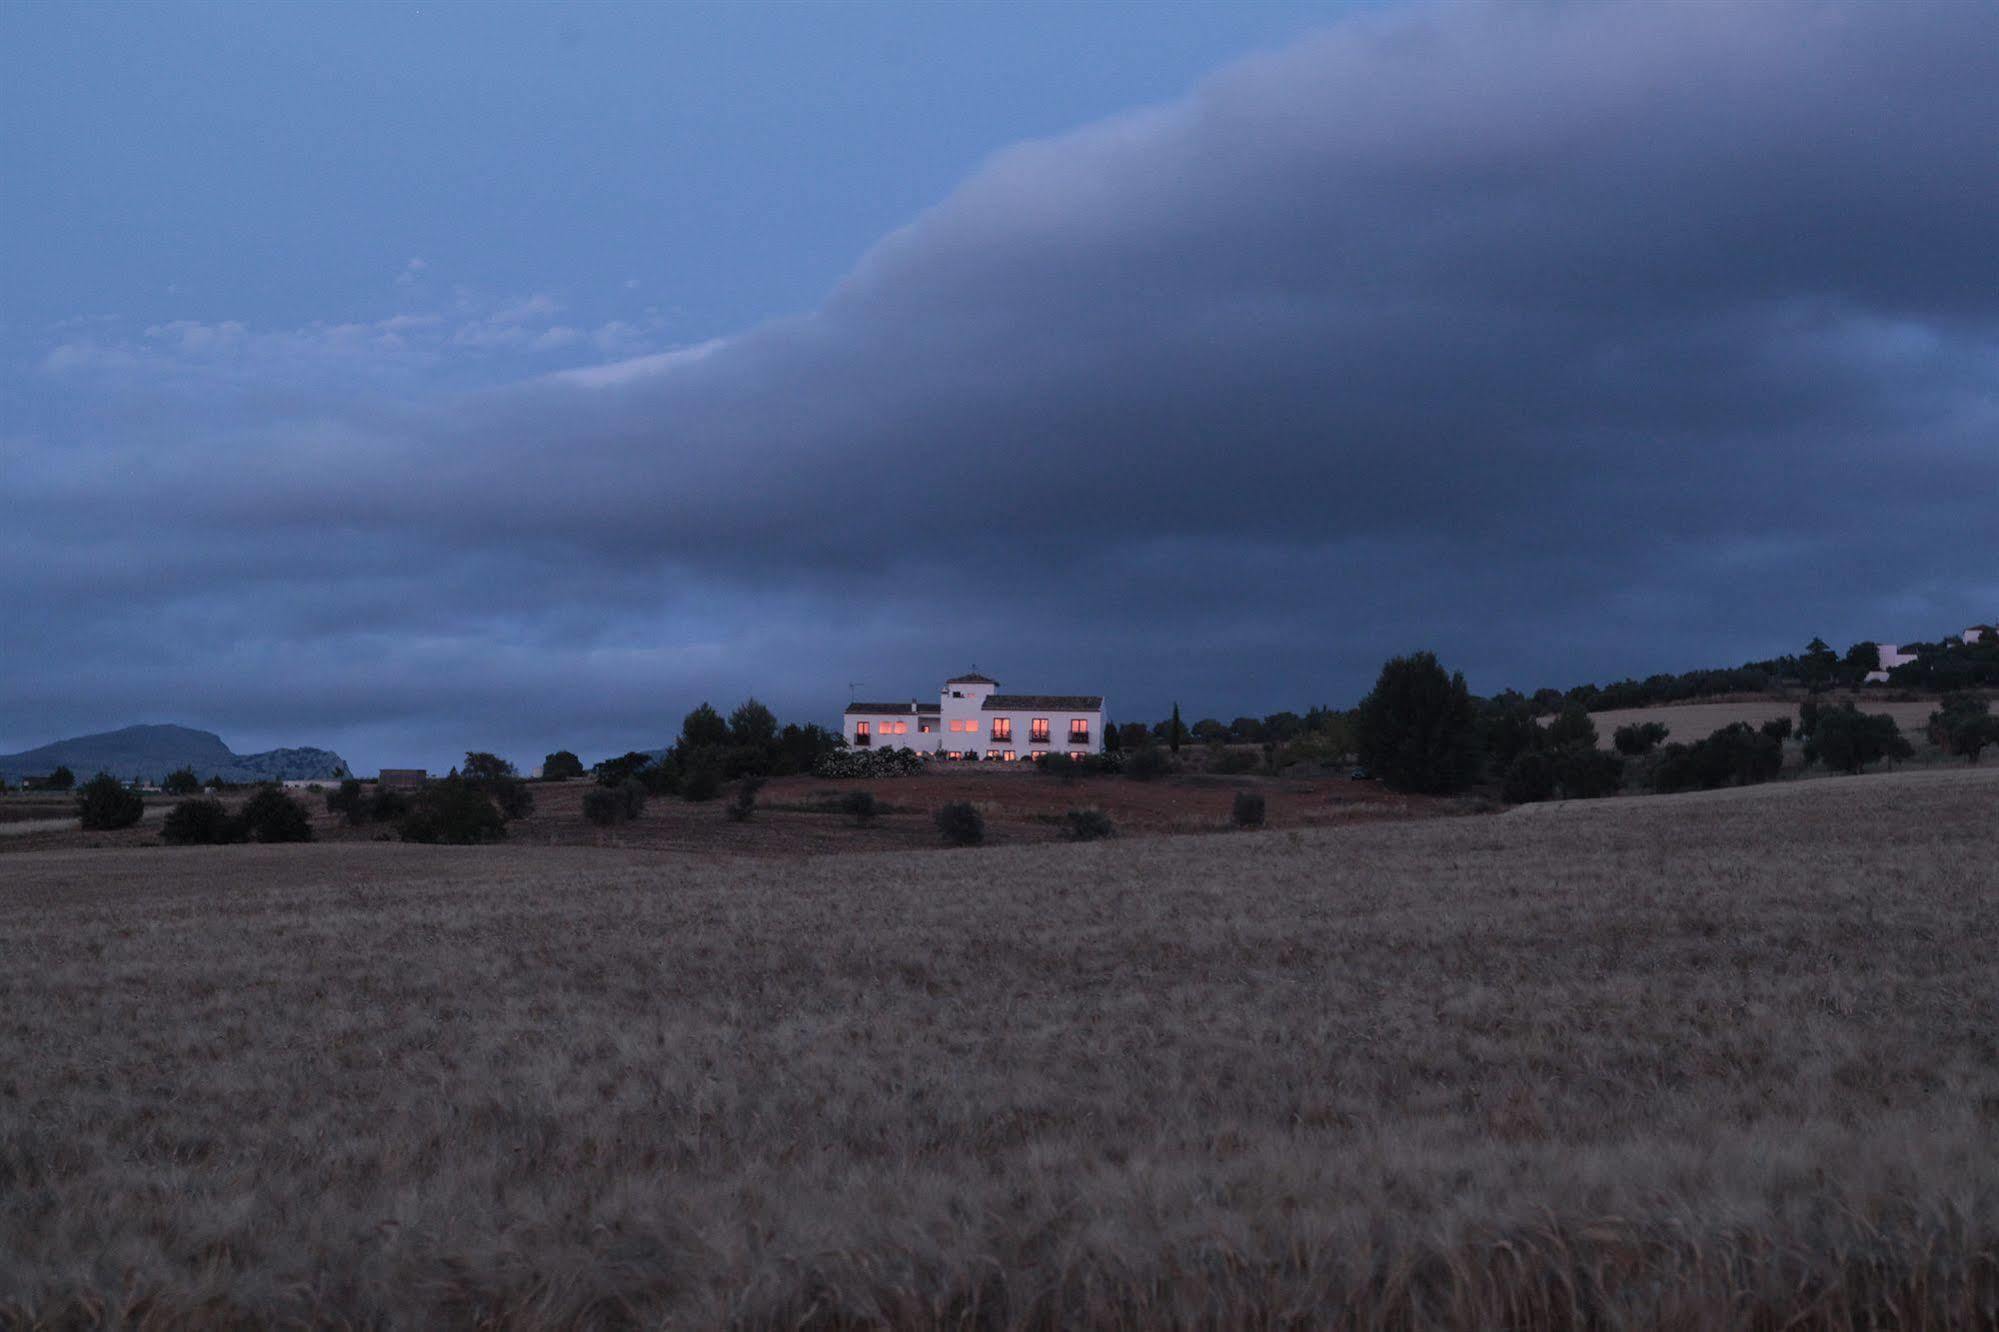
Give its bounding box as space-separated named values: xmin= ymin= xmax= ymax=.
xmin=3 ymin=0 xmax=1996 ymax=773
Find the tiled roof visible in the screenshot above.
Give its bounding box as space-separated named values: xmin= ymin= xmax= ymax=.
xmin=982 ymin=694 xmax=1103 ymax=710
xmin=843 ymin=701 xmax=941 ymax=715
xmin=946 ymin=672 xmax=1000 ymax=685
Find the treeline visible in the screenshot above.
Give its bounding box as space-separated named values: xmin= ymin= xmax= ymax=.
xmin=1521 ymin=630 xmax=1999 ymax=715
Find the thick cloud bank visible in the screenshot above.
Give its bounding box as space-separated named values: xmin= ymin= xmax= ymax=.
xmin=9 ymin=0 xmax=1998 ymax=768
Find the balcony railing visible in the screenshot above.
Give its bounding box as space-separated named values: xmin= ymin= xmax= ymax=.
xmin=989 ymin=733 xmax=1013 ymax=744
xmin=854 ymin=734 xmax=871 ymax=746
xmin=1068 ymin=731 xmax=1091 ymax=745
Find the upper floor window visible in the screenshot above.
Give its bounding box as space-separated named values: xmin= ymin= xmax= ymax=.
xmin=1030 ymin=717 xmax=1050 ymax=742
xmin=990 ymin=718 xmax=1013 ymax=741
xmin=1069 ymin=718 xmax=1090 ymax=739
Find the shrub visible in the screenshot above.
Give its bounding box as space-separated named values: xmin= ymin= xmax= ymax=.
xmin=45 ymin=766 xmax=76 ymax=791
xmin=161 ymin=768 xmax=201 ymax=796
xmin=398 ymin=777 xmax=508 ymax=845
xmin=1064 ymin=808 xmax=1115 ymax=840
xmin=1761 ymin=717 xmax=1794 ymax=742
xmin=325 ymin=778 xmax=369 ymax=826
xmin=583 ymin=780 xmax=647 ymax=826
xmin=1502 ymin=751 xmax=1557 ymax=804
xmin=1354 ymin=652 xmax=1481 ymax=794
xmin=725 ymin=776 xmax=765 ymax=822
xmin=1652 ymin=723 xmax=1784 ymax=792
xmin=160 ymin=798 xmax=243 ymax=846
xmin=594 ymin=751 xmax=656 ymax=787
xmin=1207 ymin=745 xmax=1260 ymax=775
xmin=369 ymin=786 xmax=410 ymax=821
xmin=813 ymin=747 xmax=925 ymax=779
xmin=485 ymin=776 xmax=535 ymax=821
xmin=76 ymin=772 xmax=144 ymax=831
xmin=1547 ymin=707 xmax=1599 ymax=751
xmin=1124 ymin=747 xmax=1171 ymax=782
xmin=840 ymin=790 xmax=880 ymax=826
xmin=681 ymin=763 xmax=722 ymax=802
xmin=934 ymin=801 xmax=985 ymax=846
xmin=461 ymin=752 xmax=516 ymax=783
xmin=541 ymin=750 xmax=585 ymax=781
xmin=1613 ymin=722 xmax=1670 ymax=757
xmin=240 ymin=786 xmax=314 ymax=843
xmin=1231 ymin=791 xmax=1266 ymax=828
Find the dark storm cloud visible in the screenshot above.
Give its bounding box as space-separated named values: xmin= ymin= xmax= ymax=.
xmin=8 ymin=0 xmax=1998 ymax=768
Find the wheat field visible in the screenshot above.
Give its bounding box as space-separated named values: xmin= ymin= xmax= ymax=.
xmin=3 ymin=767 xmax=1997 ymax=1328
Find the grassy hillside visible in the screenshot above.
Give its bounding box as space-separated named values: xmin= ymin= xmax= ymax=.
xmin=1573 ymin=697 xmax=1941 ymax=749
xmin=3 ymin=767 xmax=1996 ymax=1326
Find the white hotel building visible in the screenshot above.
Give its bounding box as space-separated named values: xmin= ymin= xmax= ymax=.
xmin=843 ymin=672 xmax=1105 ymax=761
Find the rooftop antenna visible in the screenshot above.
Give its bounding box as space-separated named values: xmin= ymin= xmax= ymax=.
xmin=847 ymin=681 xmax=866 ymax=700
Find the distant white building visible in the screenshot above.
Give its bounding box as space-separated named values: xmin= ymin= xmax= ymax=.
xmin=843 ymin=671 xmax=1105 ymax=761
xmin=1966 ymin=623 xmax=1996 ymax=646
xmin=1863 ymin=643 xmax=1922 ymax=684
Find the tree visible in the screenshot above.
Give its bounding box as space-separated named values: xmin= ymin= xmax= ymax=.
xmin=162 ymin=768 xmax=201 ymax=796
xmin=1502 ymin=751 xmax=1557 ymax=804
xmin=161 ymin=798 xmax=243 ymax=846
xmin=1930 ymin=694 xmax=1998 ymax=763
xmin=325 ymin=778 xmax=369 ymax=825
xmin=1804 ymin=705 xmax=1913 ymax=775
xmin=1802 ymin=637 xmax=1839 ymax=687
xmin=1760 ymin=717 xmax=1794 ymax=742
xmin=76 ymin=772 xmax=144 ymax=830
xmin=541 ymin=750 xmax=585 ymax=781
xmin=240 ymin=786 xmax=314 ymax=843
xmin=45 ymin=766 xmax=75 ymax=791
xmin=1169 ymin=703 xmax=1184 ymax=755
xmin=681 ymin=761 xmax=722 ymax=802
xmin=1843 ymin=641 xmax=1881 ymax=682
xmin=398 ymin=776 xmax=509 ymax=844
xmin=1613 ymin=721 xmax=1670 ymax=757
xmin=1552 ymin=746 xmax=1624 ymax=800
xmin=1354 ymin=652 xmax=1481 ymax=795
xmin=1191 ymin=718 xmax=1228 ymax=743
xmin=1546 ymin=706 xmax=1599 ymax=751
xmin=679 ymin=703 xmax=729 ymax=750
xmin=727 ymin=698 xmax=778 ymax=749
xmin=462 ymin=752 xmax=516 ymax=783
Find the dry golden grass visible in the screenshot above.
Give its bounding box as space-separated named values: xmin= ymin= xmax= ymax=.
xmin=2 ymin=767 xmax=1997 ymax=1328
xmin=1577 ymin=698 xmax=1941 ymax=749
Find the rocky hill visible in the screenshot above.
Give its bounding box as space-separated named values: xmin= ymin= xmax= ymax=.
xmin=0 ymin=725 xmax=348 ymax=784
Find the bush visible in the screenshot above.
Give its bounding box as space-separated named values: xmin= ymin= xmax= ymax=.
xmin=725 ymin=776 xmax=765 ymax=822
xmin=1355 ymin=652 xmax=1481 ymax=794
xmin=1502 ymin=751 xmax=1557 ymax=804
xmin=1613 ymin=722 xmax=1670 ymax=757
xmin=325 ymin=778 xmax=369 ymax=826
xmin=681 ymin=763 xmax=722 ymax=802
xmin=840 ymin=790 xmax=880 ymax=826
xmin=485 ymin=776 xmax=535 ymax=821
xmin=1761 ymin=717 xmax=1794 ymax=742
xmin=813 ymin=747 xmax=925 ymax=779
xmin=934 ymin=801 xmax=985 ymax=846
xmin=1547 ymin=707 xmax=1599 ymax=751
xmin=398 ymin=777 xmax=508 ymax=845
xmin=160 ymin=798 xmax=243 ymax=846
xmin=240 ymin=786 xmax=314 ymax=843
xmin=1064 ymin=808 xmax=1115 ymax=840
xmin=583 ymin=780 xmax=647 ymax=826
xmin=161 ymin=768 xmax=201 ymax=796
xmin=1930 ymin=694 xmax=1997 ymax=763
xmin=1207 ymin=745 xmax=1260 ymax=775
xmin=1231 ymin=791 xmax=1266 ymax=828
xmin=45 ymin=766 xmax=76 ymax=791
xmin=541 ymin=750 xmax=585 ymax=781
xmin=1124 ymin=747 xmax=1171 ymax=782
xmin=76 ymin=772 xmax=144 ymax=831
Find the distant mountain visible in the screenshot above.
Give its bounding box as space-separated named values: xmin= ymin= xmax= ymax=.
xmin=0 ymin=724 xmax=349 ymax=784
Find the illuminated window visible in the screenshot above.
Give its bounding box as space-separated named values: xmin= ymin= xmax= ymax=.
xmin=892 ymin=721 xmax=908 ymax=734
xmin=1004 ymin=750 xmax=1016 ymax=762
xmin=1069 ymin=718 xmax=1089 ymax=739
xmin=855 ymin=722 xmax=871 ymax=747
xmin=1030 ymin=717 xmax=1050 ymax=742
xmin=986 ymin=749 xmax=1001 ymax=760
xmin=964 ymin=719 xmax=980 ymax=734
xmin=990 ymin=718 xmax=1013 ymax=742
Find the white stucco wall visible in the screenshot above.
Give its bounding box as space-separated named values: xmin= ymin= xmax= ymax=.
xmin=845 ymin=678 xmax=1106 ymax=760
